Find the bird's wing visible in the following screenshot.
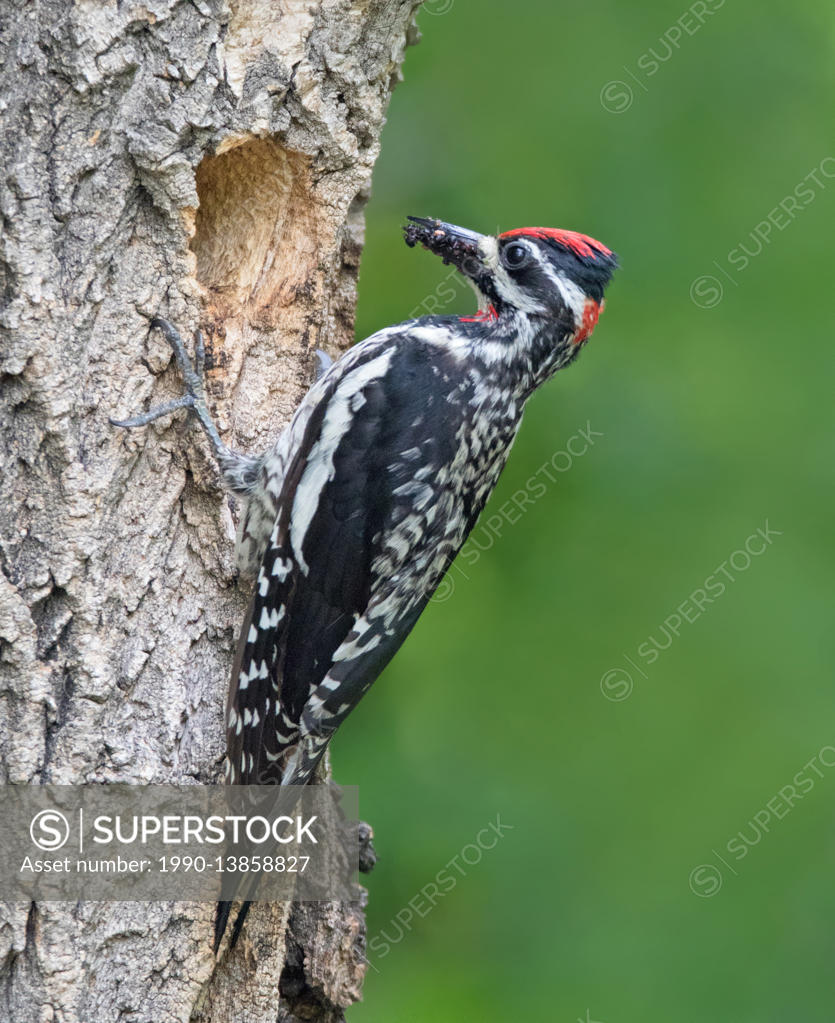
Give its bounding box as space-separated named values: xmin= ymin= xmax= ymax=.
xmin=225 ymin=335 xmax=466 ymax=785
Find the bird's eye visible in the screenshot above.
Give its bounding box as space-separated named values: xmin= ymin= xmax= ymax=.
xmin=501 ymin=243 xmax=529 ymax=269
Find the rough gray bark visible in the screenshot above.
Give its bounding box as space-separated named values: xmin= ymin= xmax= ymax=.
xmin=0 ymin=1 xmax=421 ymax=1020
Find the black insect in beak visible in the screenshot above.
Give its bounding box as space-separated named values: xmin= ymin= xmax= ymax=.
xmin=404 ymin=216 xmax=488 ymax=283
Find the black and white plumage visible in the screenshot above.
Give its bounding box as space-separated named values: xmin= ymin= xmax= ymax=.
xmin=111 ymin=217 xmax=617 ymax=948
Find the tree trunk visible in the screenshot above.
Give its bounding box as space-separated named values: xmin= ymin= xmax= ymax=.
xmin=0 ymin=1 xmax=421 ymax=1020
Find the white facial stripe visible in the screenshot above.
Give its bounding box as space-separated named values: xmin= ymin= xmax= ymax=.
xmin=495 ymin=271 xmax=546 ymax=314
xmin=480 ymin=236 xmax=547 ymax=315
xmin=556 ymin=275 xmax=587 ymax=330
xmin=538 ymin=258 xmax=587 ymax=329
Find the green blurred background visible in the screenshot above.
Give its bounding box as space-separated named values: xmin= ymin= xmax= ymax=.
xmin=340 ymin=2 xmax=835 ymax=1019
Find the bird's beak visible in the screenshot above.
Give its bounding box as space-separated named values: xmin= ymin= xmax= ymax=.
xmin=404 ymin=217 xmax=487 ymax=279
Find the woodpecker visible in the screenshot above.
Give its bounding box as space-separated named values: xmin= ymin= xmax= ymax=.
xmin=112 ymin=217 xmax=617 ymax=947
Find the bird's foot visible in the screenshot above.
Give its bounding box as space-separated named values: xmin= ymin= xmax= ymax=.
xmin=110 ymin=318 xmax=261 ymax=493
xmin=110 ymin=317 xmax=226 ymax=450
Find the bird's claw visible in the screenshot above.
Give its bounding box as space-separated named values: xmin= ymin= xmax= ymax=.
xmin=109 ymin=393 xmax=196 ymax=429
xmin=109 ymin=318 xmax=206 ymax=429
xmin=110 ymin=318 xmax=229 ymax=465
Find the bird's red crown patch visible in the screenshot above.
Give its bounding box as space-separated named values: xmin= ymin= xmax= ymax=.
xmin=500 ymin=227 xmax=613 ymax=262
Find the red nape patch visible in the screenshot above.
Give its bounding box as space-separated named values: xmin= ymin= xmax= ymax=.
xmin=500 ymin=227 xmax=612 ymax=261
xmin=460 ymin=304 xmax=498 ymax=324
xmin=573 ymin=299 xmax=601 ymax=345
